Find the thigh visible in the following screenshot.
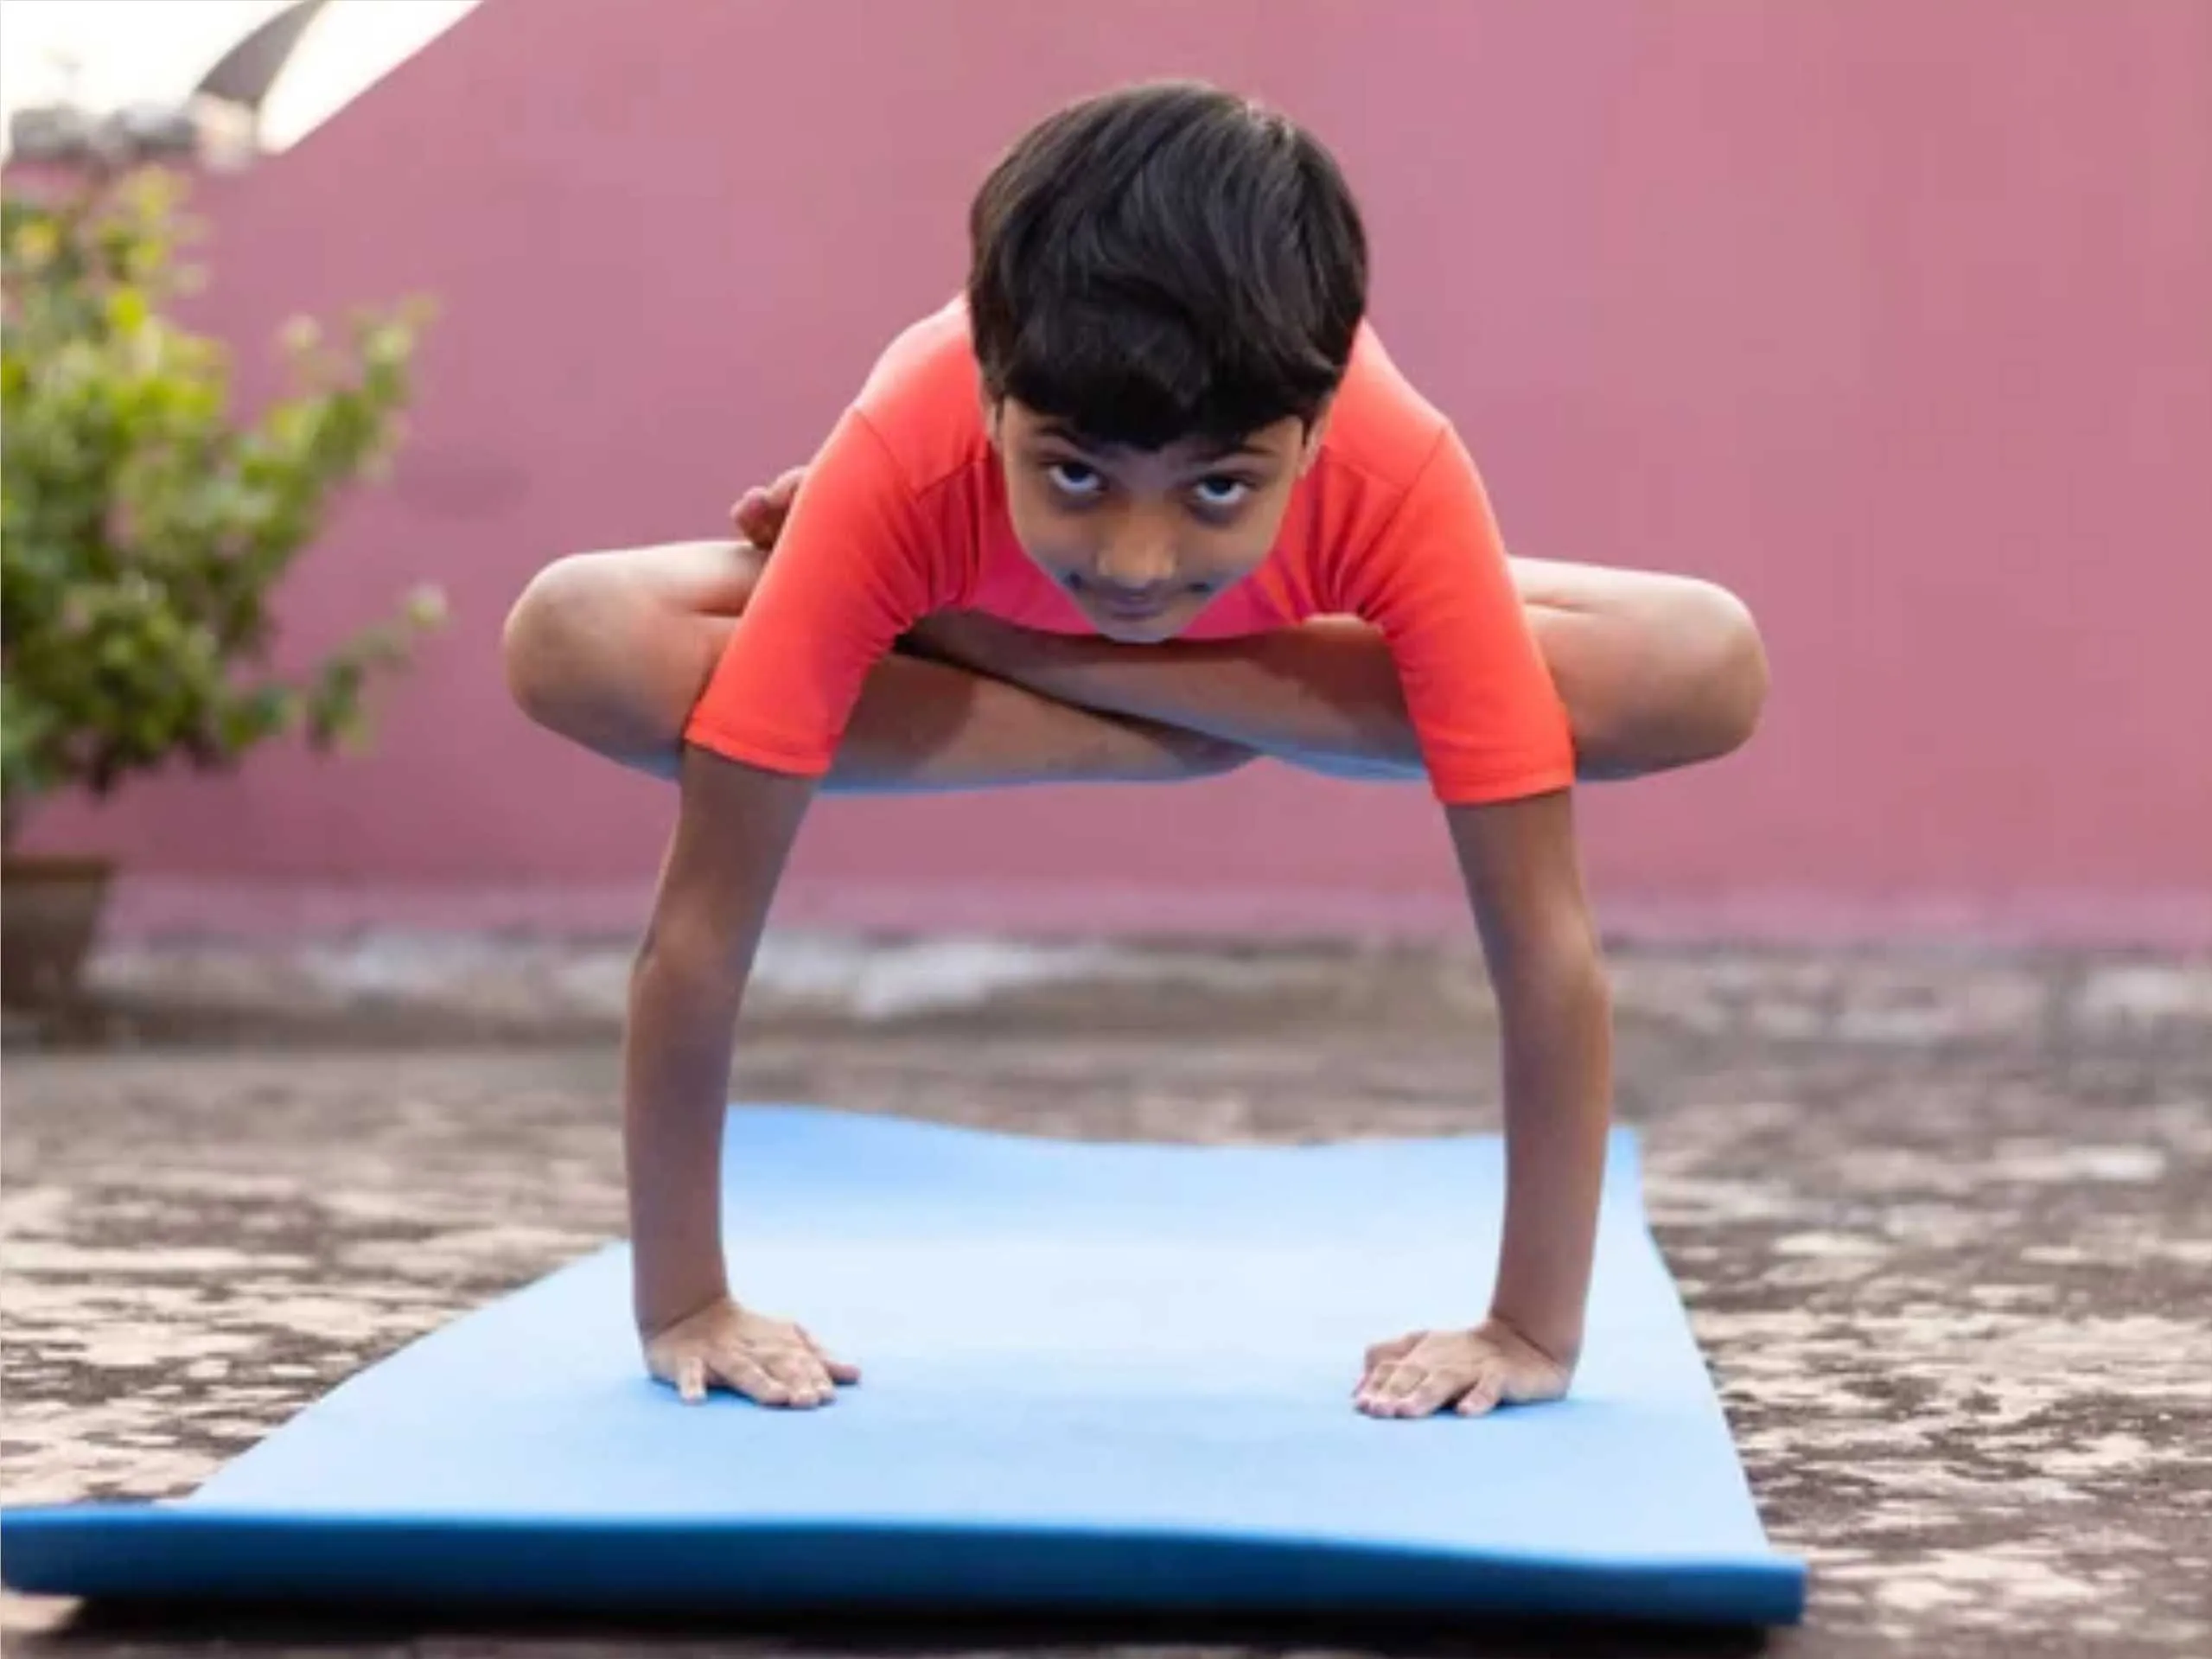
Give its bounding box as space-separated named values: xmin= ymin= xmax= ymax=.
xmin=586 ymin=537 xmax=765 ymax=620
xmin=572 ymin=539 xmax=770 ymax=706
xmin=1507 ymin=554 xmax=1693 ymax=617
xmin=603 ymin=537 xmax=939 ymax=670
xmin=522 ymin=540 xmax=763 ymax=754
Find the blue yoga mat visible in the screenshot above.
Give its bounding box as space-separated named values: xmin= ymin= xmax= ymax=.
xmin=2 ymin=1105 xmax=1805 ymax=1624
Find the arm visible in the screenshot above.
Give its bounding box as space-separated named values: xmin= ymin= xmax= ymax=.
xmin=625 ymin=744 xmax=816 ymax=1336
xmin=1446 ymin=789 xmax=1612 ymax=1368
xmin=906 ymin=612 xmax=1421 ymax=777
xmin=1358 ymin=787 xmax=1610 ymax=1419
xmin=735 ymin=466 xmax=1398 ymax=764
xmin=633 ymin=404 xmax=932 ymax=1405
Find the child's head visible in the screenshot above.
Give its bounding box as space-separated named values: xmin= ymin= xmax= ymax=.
xmin=966 ymin=80 xmax=1368 ymax=640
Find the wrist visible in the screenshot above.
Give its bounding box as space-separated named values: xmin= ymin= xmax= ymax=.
xmin=1482 ymin=1304 xmax=1582 ymax=1374
xmin=633 ymin=1260 xmax=730 ymax=1341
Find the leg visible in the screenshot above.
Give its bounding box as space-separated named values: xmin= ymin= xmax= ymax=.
xmin=1277 ymin=562 xmax=1769 ymax=780
xmin=500 ymin=541 xmax=1252 ymax=791
xmin=1508 ymin=558 xmax=1769 ymax=782
xmin=908 ymin=561 xmax=1769 ymax=784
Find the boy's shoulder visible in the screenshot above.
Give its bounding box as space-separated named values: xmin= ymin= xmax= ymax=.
xmin=848 ymin=298 xmax=993 ymax=498
xmin=1317 ymin=323 xmax=1453 ymax=494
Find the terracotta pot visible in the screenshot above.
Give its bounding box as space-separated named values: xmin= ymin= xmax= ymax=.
xmin=1 ymin=853 xmax=116 ymax=1008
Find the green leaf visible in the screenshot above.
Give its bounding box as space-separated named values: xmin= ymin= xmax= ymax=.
xmin=1 ymin=166 xmax=443 ymax=826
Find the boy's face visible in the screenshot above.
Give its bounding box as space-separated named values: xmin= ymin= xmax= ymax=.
xmin=987 ymin=397 xmax=1325 ymax=642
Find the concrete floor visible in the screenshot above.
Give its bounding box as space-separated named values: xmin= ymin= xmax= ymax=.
xmin=3 ymin=938 xmax=2209 ymax=1656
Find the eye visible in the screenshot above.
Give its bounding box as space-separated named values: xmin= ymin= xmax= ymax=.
xmin=1191 ymin=475 xmax=1253 ymax=511
xmin=1046 ymin=460 xmax=1106 ymax=499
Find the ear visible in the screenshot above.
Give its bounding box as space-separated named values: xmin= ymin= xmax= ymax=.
xmin=979 ymin=381 xmax=1004 ymax=449
xmin=1297 ymin=399 xmax=1335 ymax=474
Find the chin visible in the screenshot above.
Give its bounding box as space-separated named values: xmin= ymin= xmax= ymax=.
xmin=1089 ymin=610 xmax=1189 ymax=644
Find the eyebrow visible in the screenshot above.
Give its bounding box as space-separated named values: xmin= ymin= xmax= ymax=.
xmin=1033 ymin=421 xmax=1272 ymax=464
xmin=1192 ymin=437 xmax=1272 ymax=463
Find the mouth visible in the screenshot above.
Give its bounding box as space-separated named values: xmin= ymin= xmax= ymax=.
xmin=1061 ymin=571 xmax=1180 ymax=631
xmin=1087 ymin=597 xmax=1182 ymax=642
xmin=1094 ymin=597 xmax=1170 ymax=623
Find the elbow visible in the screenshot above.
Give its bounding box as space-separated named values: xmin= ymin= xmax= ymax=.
xmin=630 ymin=908 xmax=744 ymax=1016
xmin=1495 ymin=913 xmax=1611 ymax=1019
xmin=1550 ymin=935 xmax=1612 ymax=1020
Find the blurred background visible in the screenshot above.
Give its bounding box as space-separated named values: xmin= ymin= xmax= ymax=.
xmin=4 ymin=0 xmax=2204 ymax=978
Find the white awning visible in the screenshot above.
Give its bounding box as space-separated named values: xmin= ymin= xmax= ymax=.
xmin=0 ymin=0 xmax=480 ymax=158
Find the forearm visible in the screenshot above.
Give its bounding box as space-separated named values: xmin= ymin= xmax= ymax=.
xmin=1488 ymin=947 xmax=1614 ymax=1365
xmin=623 ymin=937 xmax=747 ymax=1335
xmin=624 ymin=750 xmax=813 ymax=1337
xmin=914 ymin=615 xmax=1420 ymax=773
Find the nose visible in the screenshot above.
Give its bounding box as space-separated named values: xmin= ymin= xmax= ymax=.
xmin=1094 ymin=526 xmax=1176 ymax=593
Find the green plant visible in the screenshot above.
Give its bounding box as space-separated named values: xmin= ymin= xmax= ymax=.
xmin=0 ymin=165 xmax=443 ymax=845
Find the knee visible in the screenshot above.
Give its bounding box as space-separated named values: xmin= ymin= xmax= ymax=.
xmin=1668 ymin=579 xmax=1769 ymax=761
xmin=500 ymin=553 xmax=620 ymax=732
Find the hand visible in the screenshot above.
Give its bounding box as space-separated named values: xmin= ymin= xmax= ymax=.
xmin=642 ymin=1294 xmax=859 ymax=1408
xmin=729 ymin=466 xmax=807 ymax=552
xmin=1354 ymin=1318 xmax=1572 ymax=1419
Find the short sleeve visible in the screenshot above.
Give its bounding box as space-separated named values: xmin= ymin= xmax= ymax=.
xmin=1337 ymin=429 xmax=1577 ymax=805
xmin=682 ymin=407 xmax=941 ymax=777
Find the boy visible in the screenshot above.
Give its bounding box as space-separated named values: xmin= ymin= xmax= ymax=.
xmin=502 ymin=82 xmax=1768 ymax=1420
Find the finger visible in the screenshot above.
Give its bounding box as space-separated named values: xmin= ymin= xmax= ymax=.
xmin=762 ymin=1345 xmax=833 ymax=1406
xmin=756 ymin=1343 xmax=832 ymax=1403
xmin=799 ymin=1326 xmax=862 ymax=1385
xmin=712 ymin=1350 xmax=793 ymax=1407
xmin=1364 ymin=1331 xmax=1423 ymax=1371
xmin=1383 ymin=1369 xmax=1432 ymax=1417
xmin=1359 ymin=1362 xmax=1422 ymax=1415
xmin=1354 ymin=1342 xmax=1420 ymax=1399
xmin=768 ymin=466 xmax=806 ymax=507
xmin=1398 ymin=1368 xmax=1469 ymax=1418
xmin=792 ymin=1346 xmax=838 ymax=1394
xmin=1456 ymin=1368 xmax=1508 ymax=1418
xmin=734 ymin=501 xmax=776 ymax=546
xmin=1380 ymin=1360 xmax=1428 ymax=1398
xmin=674 ymin=1353 xmax=707 ymax=1405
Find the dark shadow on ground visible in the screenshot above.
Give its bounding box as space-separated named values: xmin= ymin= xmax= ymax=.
xmin=16 ymin=1593 xmax=1776 ymax=1658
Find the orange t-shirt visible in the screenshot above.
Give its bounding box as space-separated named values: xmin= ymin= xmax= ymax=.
xmin=685 ymin=301 xmax=1574 ymax=806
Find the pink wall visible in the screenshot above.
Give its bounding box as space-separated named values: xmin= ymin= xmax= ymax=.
xmin=26 ymin=0 xmax=2212 ymax=943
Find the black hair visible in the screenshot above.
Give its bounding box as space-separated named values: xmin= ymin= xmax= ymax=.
xmin=966 ymin=79 xmax=1368 ymax=450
